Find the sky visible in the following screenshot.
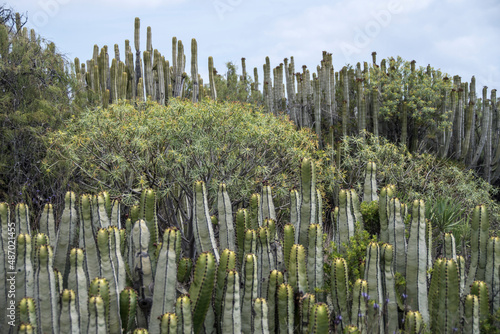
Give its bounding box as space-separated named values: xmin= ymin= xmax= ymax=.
xmin=12 ymin=0 xmax=500 ymax=94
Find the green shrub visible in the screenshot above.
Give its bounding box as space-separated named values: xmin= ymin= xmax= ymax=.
xmin=360 ymin=200 xmax=379 ymax=235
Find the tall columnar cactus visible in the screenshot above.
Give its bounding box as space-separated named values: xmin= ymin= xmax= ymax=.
xmin=457 ymin=255 xmax=466 ymax=297
xmin=220 ymin=270 xmax=241 ymax=334
xmin=431 ymin=258 xmax=460 ymax=333
xmin=249 ymin=193 xmax=262 ymax=229
xmin=470 ymin=281 xmax=490 ymax=326
xmin=217 ymin=184 xmax=235 ymax=252
xmin=404 ymin=310 xmax=424 ymax=334
xmin=363 ymin=161 xmax=378 ymax=202
xmin=381 ymin=243 xmax=398 ymax=333
xmin=149 ymin=228 xmax=179 ymax=334
xmin=241 ymin=253 xmax=258 ymax=333
xmin=120 ymin=287 xmax=138 ymax=334
xmin=79 ymin=194 xmax=99 ymax=281
xmin=94 ymin=191 xmax=111 ymax=229
xmin=177 ymin=257 xmax=193 ymax=284
xmin=266 ymin=270 xmax=284 ymax=333
xmin=59 ymin=289 xmax=80 ymax=333
xmin=364 ymin=242 xmax=383 ymax=334
xmin=277 ymin=283 xmax=294 ymax=334
xmin=235 ymin=208 xmax=249 ymax=264
xmin=298 ymin=293 xmax=316 ymax=333
xmin=261 ymin=185 xmax=276 ymax=222
xmin=67 ymin=248 xmax=89 ymax=333
xmin=140 ymin=189 xmax=159 ymax=269
xmin=283 ymin=224 xmax=295 ymax=270
xmin=466 ymin=205 xmax=490 ymax=292
xmin=296 ymin=158 xmax=316 ymax=248
xmin=485 ymin=236 xmax=500 ymax=311
xmin=176 ymin=295 xmax=194 ymax=334
xmin=388 ymin=197 xmax=407 ymax=276
xmin=463 ymin=294 xmax=480 ymax=334
xmin=288 ymin=244 xmax=308 ymax=294
xmin=159 ymin=313 xmax=177 ymax=334
xmin=331 ymin=257 xmax=349 ymax=330
xmin=189 ymin=252 xmax=216 ymax=334
xmin=34 ymin=245 xmax=59 ymax=334
xmin=88 ymin=295 xmax=107 ymax=334
xmin=192 ymin=181 xmax=219 ymax=263
xmin=253 ymin=298 xmax=270 ymax=334
xmin=335 ymin=189 xmax=355 ymax=252
xmin=379 ymin=185 xmax=395 ymax=243
xmin=349 ymin=189 xmax=364 ymax=228
xmin=257 ymin=227 xmax=274 ymax=298
xmin=290 ymin=189 xmax=300 ymax=230
xmin=443 ymin=232 xmax=457 ymax=260
xmin=242 ymin=229 xmax=257 ymax=262
xmin=308 ymin=303 xmax=330 ymax=334
xmin=39 ymin=203 xmax=56 ymax=249
xmin=15 ymin=233 xmax=33 ymax=307
xmin=307 ymin=224 xmax=324 ymax=300
xmin=350 ymin=279 xmax=368 ymax=331
xmin=214 ymin=249 xmax=236 ymax=327
xmin=15 ymin=203 xmax=30 ymax=236
xmin=405 ymin=200 xmax=429 ymax=323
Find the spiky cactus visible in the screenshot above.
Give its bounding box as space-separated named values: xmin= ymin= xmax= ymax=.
xmin=379 ymin=185 xmax=395 ymax=243
xmin=120 ymin=287 xmax=138 ymax=334
xmin=175 ymin=295 xmax=193 ymax=334
xmin=296 ymin=158 xmax=316 ymax=248
xmin=307 ymin=224 xmax=324 ymax=300
xmin=39 ymin=203 xmax=56 ymax=249
xmin=67 ymin=248 xmax=89 ymax=333
xmin=235 ymin=208 xmax=249 ymax=264
xmin=283 ymin=223 xmax=295 ymax=271
xmin=381 ymin=243 xmax=398 ymax=333
xmin=364 ymin=241 xmax=383 ymax=333
xmin=404 ymin=310 xmax=424 ymax=334
xmin=266 ymin=270 xmax=284 ymax=333
xmin=277 ymin=283 xmax=294 ymax=334
xmin=350 ymin=279 xmax=368 ymax=331
xmin=463 ymin=294 xmax=480 ymax=334
xmin=189 ymin=252 xmax=216 ymax=334
xmin=15 ymin=233 xmax=33 ymax=308
xmin=466 ymin=205 xmax=489 ymax=292
xmin=485 ymin=236 xmax=500 ymax=311
xmin=363 ymin=161 xmax=378 ymax=202
xmin=288 ymin=244 xmax=308 ymax=294
xmin=88 ymin=295 xmax=107 ymax=334
xmin=257 ymin=227 xmax=274 ymax=298
xmin=241 ymin=253 xmax=258 ymax=333
xmin=220 ymin=270 xmax=241 ymax=334
xmin=217 ymin=184 xmax=235 ymax=252
xmin=159 ymin=313 xmax=177 ymax=334
xmin=192 ymin=181 xmax=219 ymax=263
xmin=34 ymin=245 xmax=59 ymax=334
xmin=388 ymin=197 xmax=407 ymax=276
xmin=59 ymin=289 xmax=81 ymax=333
xmin=331 ymin=257 xmax=349 ymax=330
xmin=253 ymin=298 xmax=270 ymax=334
xmin=214 ymin=249 xmax=236 ymax=328
xmin=470 ymin=280 xmax=490 ymax=325
xmin=18 ymin=297 xmax=37 ymax=333
xmin=79 ymin=194 xmax=100 ymax=281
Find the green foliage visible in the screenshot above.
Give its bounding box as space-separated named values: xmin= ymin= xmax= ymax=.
xmin=425 ymin=196 xmax=465 ymax=234
xmin=47 ymin=98 xmax=332 ymax=228
xmin=360 ymin=200 xmax=379 ymax=235
xmin=213 ymin=62 xmax=252 ymax=103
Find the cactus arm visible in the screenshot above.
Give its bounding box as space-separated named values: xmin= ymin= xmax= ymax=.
xmin=34 ymin=245 xmax=59 ymax=334
xmin=192 ymin=181 xmax=219 ymax=263
xmin=120 ymin=287 xmax=138 ymax=334
xmin=88 ymin=295 xmax=108 ymax=334
xmin=464 ymin=294 xmax=480 ymax=334
xmin=307 ymin=224 xmax=324 ymax=300
xmin=220 ymin=270 xmax=241 ymax=334
xmin=241 ymin=253 xmax=258 ymax=333
xmin=308 ymin=302 xmax=330 ymax=334
xmin=67 ymin=248 xmax=89 ymax=333
xmin=59 ymin=289 xmax=80 ymax=333
xmin=363 ymin=162 xmax=379 ymax=202
xmin=217 ymin=184 xmax=235 ymax=252
xmin=176 ymin=295 xmax=194 ymax=334
xmin=261 ymin=185 xmax=277 ymax=222
xmin=159 ymin=313 xmax=177 ymax=334
xmin=189 ymin=252 xmax=216 ymax=334
xmin=257 ymin=227 xmax=274 ymax=298
xmin=296 ymin=158 xmax=316 ymax=248
xmin=277 ymin=283 xmax=294 ymax=334
xmin=266 ymin=270 xmax=284 ymax=333
xmin=18 ymin=297 xmax=37 ymax=332
xmin=485 ymin=236 xmax=500 ymax=311
xmin=214 ymin=249 xmax=236 ymax=330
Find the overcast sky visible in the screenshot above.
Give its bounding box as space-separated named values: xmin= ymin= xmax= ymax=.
xmin=13 ymin=0 xmax=500 ymax=94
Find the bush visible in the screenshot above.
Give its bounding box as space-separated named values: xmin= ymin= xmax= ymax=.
xmin=46 ymin=98 xmax=333 ymax=227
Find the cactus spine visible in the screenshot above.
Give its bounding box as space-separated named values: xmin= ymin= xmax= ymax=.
xmin=88 ymin=295 xmax=107 ymax=334
xmin=308 ymin=303 xmax=330 ymax=334
xmin=159 ymin=313 xmax=177 ymax=334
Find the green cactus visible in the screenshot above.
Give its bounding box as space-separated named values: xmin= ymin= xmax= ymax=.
xmin=220 ymin=269 xmax=241 ymax=334
xmin=283 ymin=224 xmax=295 ymax=270
xmin=120 ymin=287 xmax=138 ymax=334
xmin=363 ymin=162 xmax=378 ymax=203
xmin=59 ymin=289 xmax=80 ymax=333
xmin=298 ymin=293 xmax=316 ymax=333
xmin=189 ymin=252 xmax=216 ymax=334
xmin=192 ymin=181 xmax=219 ymax=263
xmin=466 ymin=205 xmax=490 ymax=292
xmin=139 ymin=189 xmax=159 ymax=269
xmin=350 ymin=279 xmax=368 ymax=331
xmin=335 ymin=189 xmax=356 ymax=252
xmin=177 ymin=257 xmax=193 ymax=284
xmin=159 ymin=313 xmax=177 ymax=334
xmin=405 ymin=200 xmax=429 ymax=323
xmin=388 ymin=197 xmax=407 ymax=276
xmin=470 ymin=280 xmax=490 ymax=325
xmin=316 ymin=189 xmax=323 ymax=227
xmin=379 ymin=185 xmax=395 ymax=243
xmin=257 ymin=227 xmax=275 ymax=298
xmin=235 ymin=208 xmax=249 ymax=265
xmin=241 ymin=253 xmax=258 ymax=333
xmin=261 ymin=185 xmax=276 ymax=222
xmin=381 ymin=243 xmax=398 ymax=334
xmin=175 ymin=295 xmax=193 ymax=334
xmin=67 ymin=248 xmax=89 ymax=333
xmin=364 ymin=241 xmax=383 ymax=334
xmin=15 ymin=203 xmax=30 ymax=236
xmin=443 ymin=232 xmax=457 ymax=260
xmin=288 ymin=244 xmax=308 ymax=294
xmin=217 ymin=184 xmax=235 ymax=252
xmin=485 ymin=236 xmax=500 ymax=311
xmin=308 ymin=303 xmax=330 ymax=334
xmin=15 ymin=234 xmax=33 ymax=308
xmin=463 ymin=294 xmax=480 ymax=334
xmin=242 ymin=229 xmax=257 ymax=262
xmin=252 ymin=298 xmax=270 ymax=334
xmin=297 ymin=158 xmax=316 ymax=248
xmin=307 ymin=224 xmax=324 ymax=300
xmin=249 ymin=193 xmax=262 ymax=230
xmin=150 ymin=228 xmax=179 ymax=334
xmin=404 ymin=310 xmax=423 ymax=334
xmin=214 ymin=249 xmax=236 ymax=328
xmin=34 ymin=245 xmax=59 ymax=334
xmin=277 ymin=283 xmax=294 ymax=334
xmin=88 ymin=295 xmax=108 ymax=334
xmin=89 ymin=277 xmax=111 ymax=330
xmin=18 ymin=323 xmax=36 ymax=334
xmin=266 ymin=270 xmax=284 ymax=333
xmin=18 ymin=297 xmax=37 ymax=333
xmin=349 ymin=189 xmax=364 ymax=229
xmin=290 ymin=189 xmax=300 ymax=230
xmin=430 ymin=258 xmax=460 ymax=333
xmin=457 ymin=255 xmax=466 ymax=297
xmin=39 ymin=203 xmax=56 ymax=249
xmin=79 ymin=194 xmax=100 ymax=281
xmin=331 ymin=257 xmax=350 ymax=330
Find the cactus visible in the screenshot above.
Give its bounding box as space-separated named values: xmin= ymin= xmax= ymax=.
xmin=463 ymin=294 xmax=480 ymax=334
xmin=350 ymin=279 xmax=368 ymax=331
xmin=388 ymin=197 xmax=407 ymax=276
xmin=235 ymin=208 xmax=248 ymax=264
xmin=15 ymin=234 xmax=33 ymax=307
xmin=283 ymin=223 xmax=295 ymax=270
xmin=307 ymin=224 xmax=324 ymax=300
xmin=457 ymin=255 xmax=466 ymax=297
xmin=349 ymin=189 xmax=364 ymax=229
xmin=18 ymin=297 xmax=37 ymax=333
xmin=177 ymin=257 xmax=193 ymax=284
xmin=175 ymin=295 xmax=193 ymax=334
xmin=290 ymin=189 xmax=300 ymax=230
xmin=214 ymin=249 xmax=236 ymax=328
xmin=15 ymin=203 xmax=30 ymax=236
xmin=34 ymin=245 xmax=59 ymax=334
xmin=249 ymin=193 xmax=262 ymax=229
xmin=405 ymin=200 xmax=429 ymax=323
xmin=150 ymin=228 xmax=179 ymax=334
xmin=443 ymin=232 xmax=457 ymax=260
xmin=59 ymin=289 xmax=80 ymax=333
xmin=242 ymin=228 xmax=257 ymax=262
xmin=257 ymin=227 xmax=275 ymax=298
xmin=88 ymin=295 xmax=108 ymax=334
xmin=159 ymin=313 xmax=177 ymax=334
xmin=466 ymin=205 xmax=490 ymax=292
xmin=485 ymin=236 xmax=500 ymax=311
xmin=308 ymin=303 xmax=330 ymax=333
xmin=253 ymin=298 xmax=269 ymax=334
xmin=79 ymin=194 xmax=100 ymax=281
xmin=261 ymin=185 xmax=277 ymax=222
xmin=288 ymin=244 xmax=308 ymax=294
xmin=217 ymin=184 xmax=235 ymax=252
xmin=39 ymin=203 xmax=56 ymax=249
xmin=335 ymin=189 xmax=355 ymax=252
xmin=404 ymin=310 xmax=424 ymax=334
xmin=67 ymin=248 xmax=89 ymax=333
xmin=381 ymin=243 xmax=398 ymax=333
xmin=331 ymin=257 xmax=350 ymax=330
xmin=470 ymin=281 xmax=490 ymax=325
xmin=266 ymin=270 xmax=284 ymax=333
xmin=379 ymin=185 xmax=395 ymax=243
xmin=363 ymin=162 xmax=378 ymax=202
xmin=192 ymin=181 xmax=219 ymax=263
xmin=364 ymin=241 xmax=383 ymax=333
xmin=296 ymin=158 xmax=316 ymax=249
xmin=277 ymin=283 xmax=294 ymax=334
xmin=299 ymin=293 xmax=316 ymax=333
xmin=189 ymin=252 xmax=216 ymax=334
xmin=120 ymin=287 xmax=138 ymax=334
xmin=90 ymin=278 xmax=111 ymax=331
xmin=430 ymin=258 xmax=460 ymax=333
xmin=220 ymin=270 xmax=241 ymax=334
xmin=139 ymin=189 xmax=159 ymax=269
xmin=241 ymin=253 xmax=258 ymax=333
